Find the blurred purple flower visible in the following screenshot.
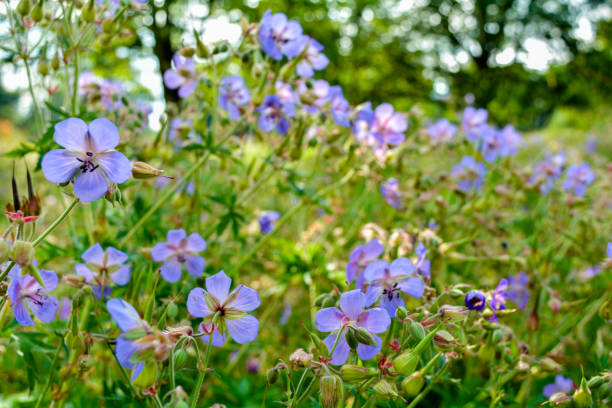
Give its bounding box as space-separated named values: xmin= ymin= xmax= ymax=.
xmin=246 ymin=357 xmax=261 ymax=373
xmin=428 ymin=118 xmax=457 ymax=144
xmin=507 ymin=272 xmax=529 ymax=309
xmin=258 ymin=10 xmax=306 ymax=60
xmin=298 ymin=79 xmax=330 ymax=113
xmin=259 ymin=211 xmax=280 ymax=234
xmin=529 ymin=152 xmax=565 ymax=194
xmin=608 ymin=241 xmax=612 ymax=259
xmin=363 ymin=258 xmax=424 ymax=318
xmin=489 ymin=278 xmax=508 ymax=322
xmin=352 ymin=103 xmax=376 ymax=146
xmin=315 ymin=289 xmax=390 ymax=365
xmin=346 ymin=239 xmax=384 ymax=289
xmin=480 ymin=125 xmax=504 ymax=163
xmin=58 ymin=297 xmax=72 ymax=321
xmin=41 ymin=118 xmax=131 ymax=202
xmin=151 ymin=229 xmax=206 ymax=283
xmin=562 ymin=163 xmax=595 ymax=196
xmin=187 ymin=270 xmax=260 ymax=346
xmin=465 ymin=291 xmax=486 ymax=311
xmin=414 ymin=242 xmax=431 ymax=279
xmin=8 ymin=270 xmax=59 ymax=326
xmin=329 ymin=86 xmax=351 ymax=127
xmin=75 ymin=243 xmax=130 ymax=299
xmin=461 ymin=107 xmax=488 ymax=141
xmin=499 ymin=124 xmax=522 ymax=156
xmin=276 ymin=81 xmax=299 ymax=105
xmin=380 ymin=178 xmax=402 ymax=209
xmin=543 ymin=374 xmax=574 ymax=398
xmin=219 ymin=76 xmax=250 ymax=120
xmin=163 ymin=55 xmax=198 ymax=98
xmin=451 ymin=156 xmax=487 ymax=192
xmin=257 ymin=95 xmax=295 ymax=135
xmin=297 ymin=37 xmax=329 ymax=77
xmin=371 ymin=103 xmax=407 ymax=146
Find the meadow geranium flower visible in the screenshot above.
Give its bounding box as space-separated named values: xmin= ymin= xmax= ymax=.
xmin=58 ymin=297 xmax=72 ymax=321
xmin=151 ymin=229 xmax=206 ymax=283
xmin=352 ymin=103 xmax=376 ymax=146
xmin=75 ymin=243 xmax=130 ymax=299
xmin=297 ymin=79 xmax=330 ymax=113
xmin=219 ymin=76 xmax=250 ymax=120
xmin=608 ymin=241 xmax=612 ymax=259
xmin=8 ymin=269 xmax=59 ymax=326
xmin=257 ymin=94 xmax=295 ymax=135
xmin=451 ymin=156 xmax=487 ymax=192
xmin=296 ymin=37 xmax=329 ymax=77
xmin=315 ymin=289 xmax=390 ymax=365
xmin=543 ymin=375 xmax=574 ymax=398
xmin=371 ymin=103 xmax=407 ymax=146
xmin=41 ymin=118 xmax=131 ymax=202
xmin=428 ymin=118 xmax=457 ymax=144
xmin=489 ymin=279 xmax=508 ymax=322
xmin=186 ymin=271 xmax=260 ymax=346
xmin=465 ymin=291 xmax=486 ymax=311
xmin=329 ymin=86 xmax=351 ymax=127
xmin=380 ymin=178 xmax=402 ymax=210
xmin=258 ymin=10 xmax=306 ymax=60
xmin=363 ymin=258 xmax=424 ymax=318
xmin=562 ymin=163 xmax=595 ymax=196
xmin=529 ymin=152 xmax=565 ymax=194
xmin=258 ymin=211 xmax=280 ymax=234
xmin=480 ymin=125 xmax=504 ymax=163
xmin=346 ymin=239 xmax=384 ymax=289
xmin=414 ymin=242 xmax=431 ymax=279
xmin=163 ymin=55 xmax=198 ymax=98
xmin=275 ymin=81 xmax=299 ymax=104
xmin=461 ymin=107 xmax=488 ymax=141
xmin=499 ymin=124 xmax=522 ymax=156
xmin=507 ymin=272 xmax=529 ymax=309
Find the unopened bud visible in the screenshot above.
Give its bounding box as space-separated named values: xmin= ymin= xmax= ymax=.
xmin=599 ymin=300 xmax=612 ymax=322
xmin=448 ymin=288 xmax=464 ymax=298
xmin=548 ymin=391 xmax=572 ymax=407
xmin=179 ymin=46 xmax=195 ymax=58
xmin=409 ymin=322 xmax=426 ymax=341
xmin=354 ymin=327 xmax=377 ymax=346
xmin=194 ymin=31 xmax=209 ymax=58
xmin=540 ymin=357 xmax=562 ymax=373
xmin=289 ymin=348 xmax=313 ymax=367
xmin=345 ymin=327 xmax=359 ymax=350
xmin=102 ymin=19 xmax=115 ymax=34
xmin=0 ymin=240 xmax=10 ymax=262
xmin=82 ymin=0 xmax=95 ymax=22
xmin=340 ymin=365 xmax=368 ymax=384
xmin=174 ymin=349 xmax=187 ymax=369
xmin=373 ymin=380 xmax=400 ymax=400
xmin=320 ymin=374 xmax=342 ymax=408
xmin=396 ymin=306 xmax=408 ymax=320
xmin=314 ymin=293 xmax=328 ymax=307
xmin=132 ymin=161 xmax=171 ymax=179
xmin=31 ymin=1 xmax=43 ymax=22
xmin=17 ymin=0 xmax=31 ymax=16
xmin=51 ymin=52 xmax=60 ymax=70
xmin=393 ymin=352 xmax=419 ymax=376
xmin=439 ymin=304 xmax=467 ymax=322
xmin=401 ymin=372 xmax=425 ymax=396
xmin=11 ymin=240 xmax=34 ymax=267
xmin=133 ymin=361 xmax=157 ymax=388
xmin=433 ymin=330 xmax=457 ymax=351
xmin=266 ymin=367 xmax=279 ymax=384
xmin=37 ymin=60 xmax=49 ymax=76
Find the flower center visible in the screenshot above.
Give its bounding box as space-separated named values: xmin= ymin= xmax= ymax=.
xmin=382 ymin=282 xmax=400 ymax=300
xmin=76 ymin=152 xmax=99 ymax=173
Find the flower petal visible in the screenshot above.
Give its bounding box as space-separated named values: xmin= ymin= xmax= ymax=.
xmin=82 ymin=243 xmax=105 ymax=264
xmin=151 ymin=243 xmax=175 ymax=262
xmin=199 ymin=322 xmax=226 ymax=347
xmin=187 ymin=287 xmax=212 ymax=318
xmin=226 ymin=285 xmax=260 ymax=312
xmin=362 ymin=239 xmax=384 ymax=261
xmin=96 ymin=151 xmax=131 ymax=184
xmin=205 ymin=271 xmax=232 ymax=302
xmin=87 ymin=118 xmax=120 ymax=152
xmin=185 ymin=233 xmax=206 ymax=253
xmin=315 ymin=307 xmax=343 ymax=332
xmin=339 ymin=290 xmax=365 ymax=321
xmin=106 ymin=298 xmax=143 ymax=332
xmin=54 ymin=117 xmax=89 ymax=151
xmin=226 ymin=315 xmax=259 ymax=344
xmin=163 ymin=69 xmax=183 ymax=89
xmin=184 ymin=254 xmax=205 ymax=277
xmin=110 ymin=265 xmax=131 ymax=285
xmin=13 ymin=298 xmax=33 ymax=326
xmin=356 ymin=334 xmax=382 ymax=361
xmin=40 ymin=269 xmax=59 ymax=291
xmin=166 ymin=229 xmax=187 ymax=246
xmin=364 ymin=283 xmax=383 ymax=307
xmin=75 ymin=264 xmax=95 ymax=282
xmin=73 ymin=169 xmax=108 ymax=202
xmin=106 ymin=247 xmax=128 ymax=266
xmin=178 ymin=80 xmax=197 ymax=98
xmin=160 ymin=258 xmax=183 ymax=283
xmin=41 ymin=149 xmax=82 ymax=184
xmin=389 ymin=257 xmax=415 ymax=277
xmin=379 ymin=293 xmax=404 ymax=318
xmin=28 ymin=294 xmax=59 ymax=323
xmin=115 ymin=334 xmax=138 ymax=368
xmin=358 ymin=308 xmax=391 ymax=334
xmin=323 ymin=333 xmax=350 ymax=366
xmin=364 ymin=260 xmax=390 ymax=282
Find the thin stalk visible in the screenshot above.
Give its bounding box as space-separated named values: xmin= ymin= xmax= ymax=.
xmin=190 ymin=334 xmax=213 ymax=408
xmin=289 ymin=368 xmax=311 ymax=408
xmin=34 ymin=340 xmax=64 ymax=408
xmin=23 ymin=57 xmax=44 ymax=132
xmin=406 ymin=362 xmax=449 ymax=408
xmin=71 ymin=49 xmax=79 ymax=115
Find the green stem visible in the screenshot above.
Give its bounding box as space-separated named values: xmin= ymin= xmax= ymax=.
xmin=231 ymin=170 xmax=354 ymax=274
xmin=71 ymin=49 xmax=79 ymax=115
xmin=119 ymin=125 xmax=239 ymax=247
xmin=23 ymin=57 xmax=44 ymax=132
xmin=406 ymin=362 xmax=449 ymax=408
xmin=289 ymin=369 xmax=310 ymax=408
xmin=190 ymin=334 xmax=213 ymax=408
xmin=34 ymin=340 xmax=64 ymax=408
xmin=152 ymin=394 xmax=164 ymax=408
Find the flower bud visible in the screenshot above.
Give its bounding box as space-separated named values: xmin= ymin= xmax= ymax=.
xmin=373 ymin=380 xmax=400 ymax=400
xmin=17 ymin=0 xmax=31 ymax=16
xmin=396 ymin=306 xmax=408 ymax=320
xmin=401 ymin=372 xmax=425 ymax=396
xmin=194 ymin=30 xmax=209 ymax=58
xmin=573 ymin=366 xmax=592 ymax=408
xmin=51 ymin=52 xmax=60 ymax=70
xmin=0 ymin=240 xmax=10 ymax=263
xmin=82 ymin=0 xmax=95 ymax=23
xmin=433 ymin=330 xmax=457 ymax=351
xmin=31 ymin=1 xmax=43 ymax=23
xmin=314 ymin=293 xmax=329 ymax=307
xmin=345 ymin=327 xmax=359 ymax=350
xmin=439 ymin=304 xmax=467 ymax=322
xmin=174 ymin=349 xmax=187 ymax=369
xmin=37 ymin=60 xmax=49 ymax=76
xmin=102 ymin=19 xmax=115 ymax=34
xmin=409 ymin=322 xmax=426 ymax=341
xmin=321 ymin=296 xmax=336 ymax=308
xmin=354 ymin=327 xmax=377 ymax=346
xmin=289 ymin=348 xmax=313 ymax=367
xmin=548 ymin=392 xmax=572 ymax=407
xmin=340 ymin=365 xmax=368 ymax=384
xmin=132 ymin=161 xmax=171 ymax=179
xmin=179 ymin=47 xmax=195 ymax=58
xmin=448 ymin=288 xmax=464 ymax=298
xmin=393 ymin=352 xmax=419 ymax=376
xmin=320 ymin=374 xmax=342 ymax=408
xmin=266 ymin=367 xmax=279 ymax=384
xmin=133 ymin=361 xmax=158 ymax=388
xmin=11 ymin=240 xmax=34 ymax=267
xmin=540 ymin=357 xmax=562 ymax=373
xmin=599 ymin=299 xmax=612 ymax=322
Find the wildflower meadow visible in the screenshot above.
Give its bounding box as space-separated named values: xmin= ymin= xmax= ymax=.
xmin=0 ymin=1 xmax=610 ymax=407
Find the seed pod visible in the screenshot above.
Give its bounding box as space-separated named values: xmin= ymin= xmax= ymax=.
xmin=0 ymin=240 xmax=10 ymax=263
xmin=320 ymin=374 xmax=342 ymax=408
xmin=355 ymin=327 xmax=377 ymax=346
xmin=401 ymin=372 xmax=425 ymax=396
xmin=17 ymin=0 xmax=31 ymax=16
xmin=174 ymin=349 xmax=187 ymax=369
xmin=51 ymin=52 xmax=60 ymax=70
xmin=340 ymin=365 xmax=368 ymax=384
xmin=409 ymin=322 xmax=426 ymax=341
xmin=82 ymin=0 xmax=95 ymax=23
xmin=373 ymin=380 xmax=400 ymax=400
xmin=345 ymin=327 xmax=359 ymax=350
xmin=30 ymin=1 xmax=43 ymax=22
xmin=11 ymin=240 xmax=34 ymax=267
xmin=393 ymin=352 xmax=419 ymax=376
xmin=266 ymin=367 xmax=279 ymax=384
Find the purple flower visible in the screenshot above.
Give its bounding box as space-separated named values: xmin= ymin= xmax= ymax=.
xmin=371 ymin=103 xmax=407 ymax=146
xmin=428 ymin=118 xmax=457 ymax=144
xmin=380 ymin=178 xmax=402 ymax=210
xmin=8 ymin=269 xmax=59 ymax=326
xmin=353 ymin=103 xmax=376 ymax=146
xmin=187 ymin=270 xmax=260 ymax=346
xmin=489 ymin=279 xmax=508 ymax=322
xmin=529 ymin=153 xmax=565 ymax=194
xmin=464 ymin=291 xmax=486 ymax=311
xmin=329 ymin=86 xmax=351 ymax=127
xmin=151 ymin=229 xmax=206 ymax=283
xmin=562 ymin=163 xmax=595 ymax=196
xmin=543 ymin=374 xmax=574 ymax=398
xmin=58 ymin=297 xmax=72 ymax=321
xmin=297 ymin=79 xmax=330 ymax=113
xmin=259 ymin=211 xmax=280 ymax=234
xmin=168 ymin=118 xmax=200 ymax=149
xmin=258 ymin=10 xmax=306 ymax=60
xmin=363 ymin=258 xmax=424 ymax=318
xmin=461 ymin=107 xmax=488 ymax=141
xmin=163 ymin=55 xmax=198 ymax=98
xmin=480 ymin=125 xmax=504 ymax=163
xmin=275 ymin=81 xmax=299 ymax=105
xmin=257 ymin=94 xmax=295 ymax=135
xmin=608 ymin=241 xmax=612 ymax=259
xmin=218 ymin=76 xmax=250 ymax=120
xmin=315 ymin=290 xmax=390 ymax=365
xmin=296 ymin=37 xmax=329 ymax=77
xmin=41 ymin=118 xmax=131 ymax=202
xmin=414 ymin=242 xmax=431 ymax=279
xmin=581 ymin=265 xmax=601 ymax=279
xmin=451 ymin=156 xmax=487 ymax=192
xmin=75 ymin=243 xmax=130 ymax=299
xmin=346 ymin=239 xmax=384 ymax=289
xmin=499 ymin=124 xmax=522 ymax=156
xmin=106 ymin=298 xmax=148 ymax=381
xmin=507 ymin=272 xmax=529 ymax=309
